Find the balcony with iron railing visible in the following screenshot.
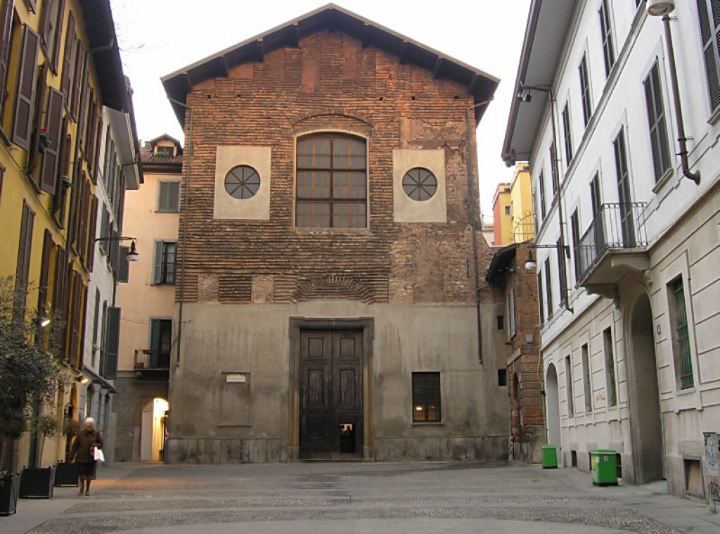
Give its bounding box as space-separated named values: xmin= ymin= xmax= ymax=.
xmin=576 ymin=202 xmax=649 ymax=298
xmin=134 ymin=349 xmax=171 ymax=379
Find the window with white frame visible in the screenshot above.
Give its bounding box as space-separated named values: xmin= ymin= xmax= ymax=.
xmin=579 ymin=53 xmax=593 ymax=126
xmin=561 ymin=103 xmax=573 ymax=165
xmin=643 ymin=60 xmax=672 ymax=182
xmin=565 ymin=355 xmax=574 ymax=416
xmin=696 ymin=0 xmax=720 ymax=112
xmin=581 ymin=343 xmax=592 ymax=412
xmin=603 ymin=328 xmax=617 ymax=407
xmin=507 ymin=287 xmax=516 ymax=340
xmin=668 ymin=276 xmax=694 ymax=389
xmin=544 ymin=258 xmax=553 ymax=319
xmin=599 ymin=0 xmax=615 ymax=76
xmin=538 ymin=171 xmax=547 ymax=220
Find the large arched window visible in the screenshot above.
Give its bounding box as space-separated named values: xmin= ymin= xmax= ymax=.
xmin=296 ymin=134 xmax=367 ymax=228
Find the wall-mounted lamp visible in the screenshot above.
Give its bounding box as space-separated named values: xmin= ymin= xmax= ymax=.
xmin=517 ymin=88 xmax=532 ymax=103
xmin=38 ymin=317 xmax=51 ymax=328
xmin=524 ymin=243 xmax=571 ymax=272
xmin=77 ymin=376 xmax=91 ymax=385
xmin=94 ymin=236 xmax=139 ymax=261
xmin=525 ymin=250 xmax=537 ymax=271
xmin=647 ymin=0 xmax=675 ymax=16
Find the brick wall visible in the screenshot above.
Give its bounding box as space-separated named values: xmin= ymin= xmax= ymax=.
xmin=177 ymin=31 xmax=488 ymax=305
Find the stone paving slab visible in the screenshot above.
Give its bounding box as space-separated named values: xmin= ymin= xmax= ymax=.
xmin=1 ymin=461 xmax=717 ymax=533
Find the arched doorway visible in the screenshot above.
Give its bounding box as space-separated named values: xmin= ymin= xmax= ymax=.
xmin=141 ymin=398 xmax=169 ymax=462
xmin=628 ymin=292 xmax=664 ymax=483
xmin=545 ymin=363 xmax=561 ymax=464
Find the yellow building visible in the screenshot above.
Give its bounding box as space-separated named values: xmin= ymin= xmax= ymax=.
xmin=491 ymin=163 xmax=534 ymax=246
xmin=0 ymin=0 xmax=137 ymax=473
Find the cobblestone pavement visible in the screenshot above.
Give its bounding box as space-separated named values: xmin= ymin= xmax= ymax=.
xmin=3 ymin=461 xmax=719 ymax=533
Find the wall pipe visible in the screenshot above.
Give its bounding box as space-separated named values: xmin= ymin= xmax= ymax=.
xmin=662 ymin=15 xmax=700 ymax=185
xmin=465 ymin=98 xmax=493 ymax=365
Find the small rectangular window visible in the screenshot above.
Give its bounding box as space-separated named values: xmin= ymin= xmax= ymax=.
xmin=412 ymin=372 xmax=441 ymax=423
xmin=157 ymin=181 xmax=181 ymax=212
xmin=582 ymin=343 xmax=592 ymax=412
xmin=497 ymin=315 xmax=504 ymax=330
xmin=565 ymin=355 xmax=575 ymax=417
xmin=498 ymin=369 xmax=508 ymax=387
xmin=604 ymin=328 xmax=617 ymax=407
xmin=668 ymin=277 xmax=694 ymax=389
xmin=644 ymin=61 xmax=671 ymax=182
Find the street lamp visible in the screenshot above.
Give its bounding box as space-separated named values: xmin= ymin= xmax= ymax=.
xmin=94 ymin=236 xmax=139 ymax=261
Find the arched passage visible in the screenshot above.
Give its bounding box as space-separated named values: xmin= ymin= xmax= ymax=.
xmin=628 ymin=292 xmax=664 ymax=483
xmin=545 ymin=363 xmax=561 ymax=463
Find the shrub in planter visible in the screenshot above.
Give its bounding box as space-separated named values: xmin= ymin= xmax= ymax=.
xmin=0 ymin=472 xmax=20 ymax=515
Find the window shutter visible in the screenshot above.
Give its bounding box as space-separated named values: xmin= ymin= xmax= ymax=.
xmin=158 ymin=182 xmax=169 ymax=211
xmin=0 ymin=165 xmax=4 ymax=204
xmin=0 ymin=0 xmax=15 ymax=112
xmin=169 ymin=182 xmax=180 ymax=211
xmin=60 ymin=11 xmax=74 ymax=101
xmin=110 ymin=230 xmax=120 ymax=275
xmin=40 ymin=88 xmax=64 ymax=194
xmin=153 ymin=241 xmax=163 ymax=284
xmin=12 ymin=25 xmax=40 ymax=150
xmin=70 ymin=40 xmax=83 ymax=119
xmin=53 ymin=246 xmax=66 ymax=321
xmin=86 ymin=195 xmax=98 ymax=272
xmin=117 ymin=246 xmax=129 ymax=283
xmin=150 ymin=319 xmax=161 ymax=368
xmin=14 ymin=202 xmax=35 ymax=315
xmin=50 ymin=0 xmax=65 ymax=73
xmin=37 ymin=229 xmax=53 ymax=319
xmin=104 ymin=306 xmax=121 ymax=379
xmin=98 ymin=206 xmax=109 ymax=255
xmin=91 ymin=115 xmax=102 ymax=182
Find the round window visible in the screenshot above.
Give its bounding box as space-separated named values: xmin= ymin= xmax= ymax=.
xmin=224 ymin=165 xmax=260 ymax=199
xmin=402 ymin=167 xmax=437 ymax=201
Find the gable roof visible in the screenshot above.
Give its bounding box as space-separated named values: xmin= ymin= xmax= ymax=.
xmin=162 ymin=3 xmax=498 ymax=126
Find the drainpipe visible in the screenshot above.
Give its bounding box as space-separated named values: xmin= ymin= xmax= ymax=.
xmin=661 ymin=15 xmax=700 ymax=185
xmin=167 ymin=98 xmax=193 ymax=366
xmin=465 ymin=98 xmax=493 ymax=365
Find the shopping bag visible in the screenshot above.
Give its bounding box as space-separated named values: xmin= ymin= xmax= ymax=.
xmin=93 ymin=447 xmax=105 ymax=462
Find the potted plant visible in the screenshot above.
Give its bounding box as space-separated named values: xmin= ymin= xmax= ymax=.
xmin=19 ymin=413 xmax=57 ymax=499
xmin=54 ymin=420 xmax=79 ymax=487
xmin=0 ymin=277 xmax=65 ymax=500
xmin=0 ymin=469 xmax=19 ymax=515
xmin=38 ymin=127 xmax=51 ymax=152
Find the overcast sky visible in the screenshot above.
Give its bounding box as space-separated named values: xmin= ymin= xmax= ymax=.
xmin=110 ymin=0 xmax=531 ymax=218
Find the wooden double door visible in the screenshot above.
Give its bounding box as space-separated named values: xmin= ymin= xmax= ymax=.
xmin=299 ymin=330 xmax=363 ymax=459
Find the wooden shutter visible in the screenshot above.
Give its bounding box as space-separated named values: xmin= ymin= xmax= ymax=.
xmin=53 ymin=120 xmax=70 ymax=223
xmin=77 ymin=177 xmax=89 ymax=262
xmin=153 ymin=241 xmax=163 ymax=284
xmin=26 ymin=61 xmax=47 ymax=175
xmin=37 ymin=229 xmax=52 ymax=317
xmin=110 ymin=230 xmax=120 ymax=275
xmin=25 ymin=0 xmax=36 ymax=14
xmin=117 ymin=246 xmax=129 ymax=283
xmin=50 ymin=0 xmax=65 ymax=73
xmin=0 ymin=0 xmax=15 ymax=112
xmin=91 ymin=115 xmax=102 ymax=182
xmin=86 ymin=195 xmax=98 ymax=272
xmin=70 ymin=40 xmax=83 ymax=119
xmin=12 ymin=25 xmax=40 ymax=150
xmin=78 ymin=85 xmax=90 ymax=152
xmin=53 ymin=246 xmax=66 ymax=320
xmin=60 ymin=11 xmax=74 ymax=101
xmin=40 ymin=88 xmax=64 ymax=194
xmin=0 ymin=165 xmax=4 ymax=205
xmin=14 ymin=202 xmax=35 ymax=315
xmin=104 ymin=307 xmax=121 ymax=379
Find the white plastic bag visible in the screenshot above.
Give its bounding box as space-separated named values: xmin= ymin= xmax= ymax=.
xmin=93 ymin=447 xmax=105 ymax=462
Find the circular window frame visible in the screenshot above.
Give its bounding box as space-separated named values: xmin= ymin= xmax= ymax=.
xmin=402 ymin=167 xmax=438 ymax=201
xmin=224 ymin=165 xmax=261 ymax=200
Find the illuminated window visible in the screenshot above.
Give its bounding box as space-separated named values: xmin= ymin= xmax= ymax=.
xmin=412 ymin=372 xmax=441 ymax=423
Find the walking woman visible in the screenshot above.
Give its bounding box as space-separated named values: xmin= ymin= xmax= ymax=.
xmin=70 ymin=417 xmax=103 ymax=496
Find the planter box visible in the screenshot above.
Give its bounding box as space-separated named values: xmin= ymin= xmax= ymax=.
xmin=0 ymin=475 xmax=20 ymax=514
xmin=19 ymin=467 xmax=54 ymax=499
xmin=54 ymin=462 xmax=78 ymax=487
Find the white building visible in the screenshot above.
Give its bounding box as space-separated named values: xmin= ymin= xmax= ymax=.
xmin=503 ymin=0 xmax=720 ymax=499
xmin=82 ymin=81 xmax=142 ymax=454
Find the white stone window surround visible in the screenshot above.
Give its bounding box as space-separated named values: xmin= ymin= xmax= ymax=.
xmin=393 ymin=149 xmax=446 ymax=223
xmin=214 ymin=146 xmax=272 ymax=220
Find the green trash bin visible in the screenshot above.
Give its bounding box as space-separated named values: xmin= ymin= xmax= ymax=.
xmin=541 ymin=444 xmax=557 ymax=469
xmin=590 ymin=449 xmax=618 ymax=486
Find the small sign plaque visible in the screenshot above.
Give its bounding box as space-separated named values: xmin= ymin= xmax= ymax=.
xmin=226 ymin=374 xmax=246 ymax=383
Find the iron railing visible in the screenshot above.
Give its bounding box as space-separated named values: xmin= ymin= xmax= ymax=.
xmin=134 ymin=349 xmax=171 ymax=370
xmin=577 ymin=202 xmax=647 ymax=281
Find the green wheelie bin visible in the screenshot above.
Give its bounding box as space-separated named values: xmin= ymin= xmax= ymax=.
xmin=590 ymin=449 xmax=618 ymax=486
xmin=541 ymin=444 xmax=558 ymax=469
